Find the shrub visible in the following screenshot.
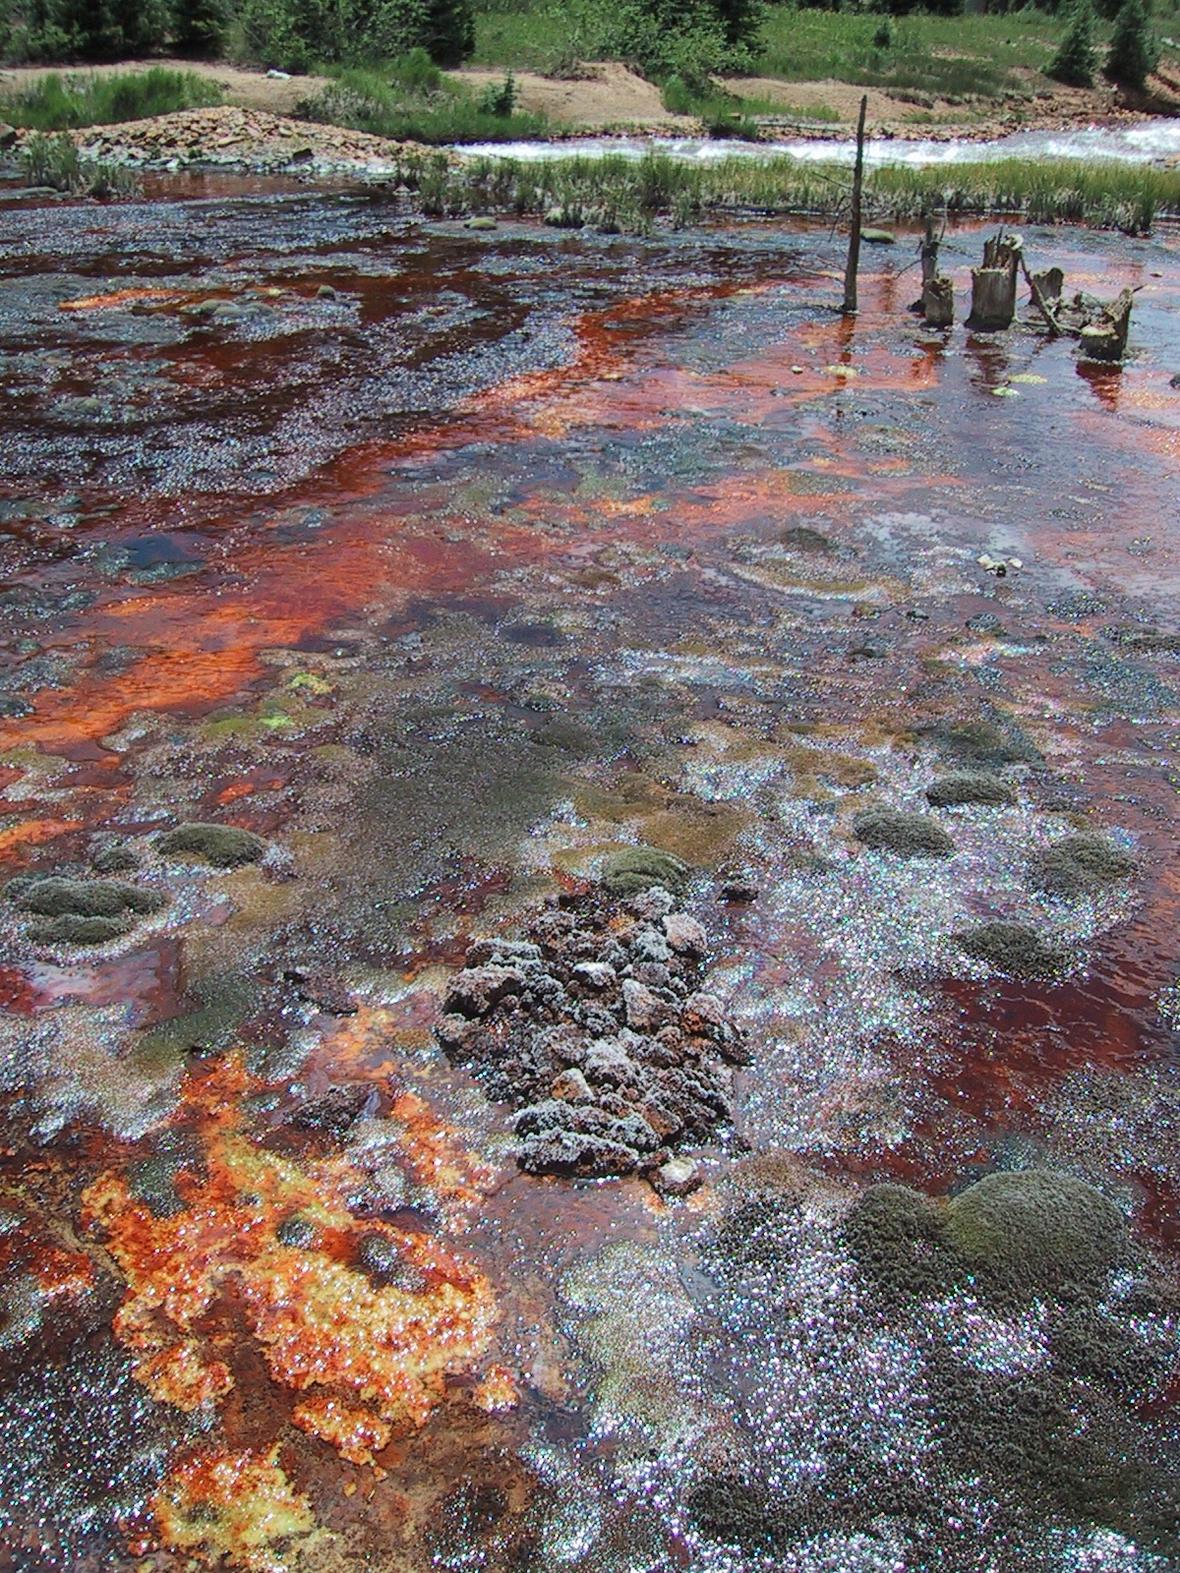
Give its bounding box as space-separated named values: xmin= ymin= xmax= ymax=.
xmin=477 ymin=68 xmax=515 ymax=114
xmin=1048 ymin=0 xmax=1097 ymax=86
xmin=19 ymin=130 xmax=140 ymax=194
xmin=1105 ymin=0 xmax=1158 ymax=88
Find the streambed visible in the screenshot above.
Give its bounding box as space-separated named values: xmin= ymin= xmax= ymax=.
xmin=0 ymin=178 xmax=1178 ymax=1572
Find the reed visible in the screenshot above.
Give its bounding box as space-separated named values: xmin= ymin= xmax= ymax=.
xmin=391 ymin=149 xmax=1177 ymax=234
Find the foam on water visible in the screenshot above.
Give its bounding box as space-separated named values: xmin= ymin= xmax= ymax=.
xmin=459 ymin=118 xmax=1180 ymax=169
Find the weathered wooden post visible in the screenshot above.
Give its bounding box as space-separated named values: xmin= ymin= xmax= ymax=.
xmin=841 ymin=95 xmax=868 ymax=315
xmin=968 ymin=231 xmax=1021 ymax=330
xmin=913 ymin=212 xmax=954 ymax=326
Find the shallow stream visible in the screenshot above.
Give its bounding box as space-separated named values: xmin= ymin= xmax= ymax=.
xmin=0 ymin=178 xmax=1177 ymax=1572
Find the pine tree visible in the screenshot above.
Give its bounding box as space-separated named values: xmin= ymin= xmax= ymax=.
xmin=1106 ymin=0 xmax=1159 ymax=89
xmin=1048 ymin=0 xmax=1097 ymax=86
xmin=173 ymin=0 xmax=228 ymax=53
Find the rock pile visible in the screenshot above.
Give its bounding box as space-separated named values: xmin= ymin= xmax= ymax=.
xmin=38 ymin=106 xmax=424 ymax=175
xmin=436 ymin=886 xmax=747 ymax=1178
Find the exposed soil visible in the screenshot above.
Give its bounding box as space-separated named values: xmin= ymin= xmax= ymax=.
xmin=2 ymin=53 xmax=1178 ymax=145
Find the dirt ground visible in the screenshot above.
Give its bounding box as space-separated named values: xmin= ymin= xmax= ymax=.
xmin=1 ymin=53 xmax=1177 ymax=138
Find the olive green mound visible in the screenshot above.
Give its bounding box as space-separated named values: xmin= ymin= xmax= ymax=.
xmin=852 ymin=808 xmax=955 ymax=857
xmin=5 ymin=875 xmax=164 ymax=919
xmin=155 ymin=822 xmax=267 ymax=868
xmin=841 ymin=1183 xmax=954 ymax=1305
xmin=1027 ymin=833 xmax=1136 ymax=898
xmin=601 ymin=846 xmax=691 ymax=896
xmin=942 ymin=1168 xmax=1126 ymax=1296
xmin=926 ymin=773 xmax=1016 ymax=808
xmin=955 ymin=920 xmax=1066 ymax=978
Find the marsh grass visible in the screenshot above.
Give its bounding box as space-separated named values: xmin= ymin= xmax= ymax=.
xmin=392 ymin=148 xmax=1177 ymax=233
xmin=0 ymin=68 xmax=223 ymax=130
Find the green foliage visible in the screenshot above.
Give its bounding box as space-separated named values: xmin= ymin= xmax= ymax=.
xmin=299 ymin=60 xmax=546 ymax=140
xmin=1105 ymin=0 xmax=1158 ymax=86
xmin=476 ymin=66 xmax=515 ymax=112
xmin=19 ymin=128 xmax=141 ymax=192
xmin=0 ymin=67 xmax=223 ymax=127
xmin=0 ymin=0 xmax=170 ymax=59
xmin=172 ymin=0 xmax=229 ymax=53
xmin=1048 ymin=0 xmax=1097 ymax=85
xmin=231 ymin=0 xmax=475 ymax=70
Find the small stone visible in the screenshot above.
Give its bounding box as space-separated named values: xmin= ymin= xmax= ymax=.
xmin=622 ymin=978 xmax=666 ymax=1031
xmin=681 ymin=992 xmax=727 ymax=1036
xmin=551 ymin=1068 xmax=593 ymax=1102
xmin=466 ymin=215 xmax=498 ymax=230
xmin=629 ymin=924 xmax=671 ymax=964
xmin=316 ymin=283 xmax=338 ymax=298
xmin=443 ymin=964 xmax=526 ymax=1018
xmin=662 ymin=912 xmax=707 ymax=956
xmin=435 ymin=1012 xmax=476 ymax=1048
xmin=572 ymin=961 xmax=616 ymax=990
xmin=862 ymin=228 xmax=895 ymax=244
xmin=654 ymin=1156 xmax=702 ymax=1197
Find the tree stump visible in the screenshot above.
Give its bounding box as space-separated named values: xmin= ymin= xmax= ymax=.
xmin=1078 ymin=288 xmax=1133 ymax=363
xmin=1033 ymin=266 xmax=1064 ymax=307
xmin=923 ymin=276 xmax=954 ymax=327
xmin=968 ymin=232 xmax=1021 ymax=330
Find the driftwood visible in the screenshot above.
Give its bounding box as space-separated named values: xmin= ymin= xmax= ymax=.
xmin=968 ymin=232 xmax=1022 ymax=330
xmin=1019 ymin=256 xmax=1061 ymax=338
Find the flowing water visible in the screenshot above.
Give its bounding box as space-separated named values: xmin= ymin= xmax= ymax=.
xmin=0 ymin=176 xmax=1178 ymax=1572
xmin=460 ymin=119 xmax=1180 ymax=168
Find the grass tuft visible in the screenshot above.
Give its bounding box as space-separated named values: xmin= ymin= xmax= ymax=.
xmin=19 ymin=131 xmax=140 ymax=196
xmin=0 ymin=68 xmax=223 ymax=130
xmin=298 ymin=59 xmax=548 ymax=145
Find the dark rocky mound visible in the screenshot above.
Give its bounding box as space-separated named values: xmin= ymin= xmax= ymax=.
xmin=4 ymin=874 xmax=166 ymax=945
xmin=155 ymin=822 xmax=266 ymax=868
xmin=852 ymin=808 xmax=955 ymax=857
xmin=1026 ymin=833 xmax=1136 ymax=898
xmin=955 ymin=920 xmax=1066 ymax=978
xmin=925 ymin=773 xmax=1016 ymax=808
xmin=436 ymin=887 xmax=746 ymax=1178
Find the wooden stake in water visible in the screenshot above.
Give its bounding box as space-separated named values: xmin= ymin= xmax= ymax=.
xmin=842 ymin=95 xmax=868 ymax=315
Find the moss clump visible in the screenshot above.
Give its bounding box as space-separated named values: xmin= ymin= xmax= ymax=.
xmin=852 ymin=809 xmax=954 ymax=857
xmin=29 ymin=914 xmax=135 ymax=946
xmin=920 ymin=718 xmax=1040 ymax=769
xmin=841 ymin=1184 xmax=952 ymax=1305
xmin=155 ymin=822 xmax=266 ymax=868
xmin=926 ymin=774 xmax=1016 ymax=808
xmin=5 ymin=875 xmax=164 ymax=919
xmin=955 ymin=920 xmax=1066 ymax=978
xmin=942 ymin=1169 xmax=1125 ymax=1296
xmin=1026 ymin=833 xmax=1135 ymax=898
xmin=685 ymin=1474 xmax=798 ymax=1554
xmin=601 ymin=846 xmax=690 ymax=896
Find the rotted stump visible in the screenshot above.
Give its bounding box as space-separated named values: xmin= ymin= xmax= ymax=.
xmin=923 ymin=276 xmax=954 ymax=327
xmin=968 ymin=232 xmax=1022 ymax=331
xmin=1078 ymin=287 xmax=1133 ymax=364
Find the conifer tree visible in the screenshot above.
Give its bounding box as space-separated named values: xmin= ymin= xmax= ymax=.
xmin=1048 ymin=0 xmax=1097 ymax=86
xmin=1105 ymin=0 xmax=1158 ymax=89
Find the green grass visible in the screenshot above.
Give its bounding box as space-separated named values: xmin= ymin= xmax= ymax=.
xmin=299 ymin=60 xmax=548 ymax=144
xmin=0 ymin=67 xmax=223 ymax=130
xmin=470 ymin=5 xmax=592 ymax=72
xmin=389 ymin=146 xmax=1179 ymax=234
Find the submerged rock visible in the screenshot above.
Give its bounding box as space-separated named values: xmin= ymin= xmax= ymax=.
xmin=1026 ymin=832 xmax=1136 ymax=898
xmin=155 ymin=822 xmax=266 ymax=868
xmin=852 ymin=808 xmax=955 ymax=857
xmin=437 ymin=889 xmax=744 ymax=1178
xmin=926 ymin=773 xmax=1016 ymax=808
xmin=955 ymin=919 xmax=1066 ymax=978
